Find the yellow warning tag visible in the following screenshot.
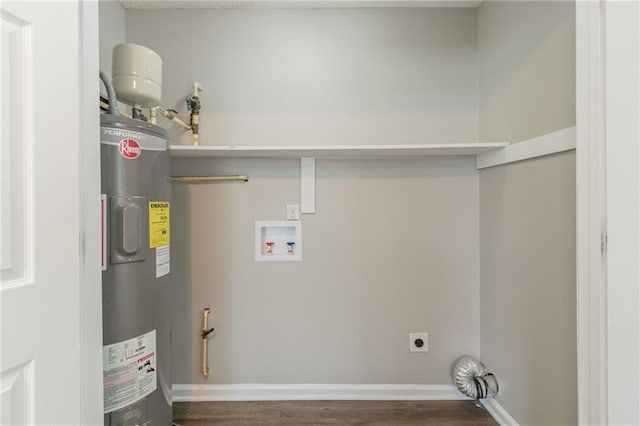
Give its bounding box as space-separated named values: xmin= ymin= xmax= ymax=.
xmin=149 ymin=201 xmax=170 ymax=248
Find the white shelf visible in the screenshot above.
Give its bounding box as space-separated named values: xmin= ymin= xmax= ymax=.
xmin=120 ymin=1 xmax=483 ymax=10
xmin=475 ymin=126 xmax=576 ymax=169
xmin=169 ymin=143 xmax=509 ymax=159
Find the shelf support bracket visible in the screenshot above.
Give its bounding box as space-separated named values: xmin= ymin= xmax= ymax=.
xmin=301 ymin=157 xmax=316 ymax=214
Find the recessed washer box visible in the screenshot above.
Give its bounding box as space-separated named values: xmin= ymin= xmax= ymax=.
xmin=255 ymin=220 xmax=302 ymax=261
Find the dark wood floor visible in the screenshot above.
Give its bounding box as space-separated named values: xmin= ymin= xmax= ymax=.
xmin=173 ymin=400 xmax=498 ymax=425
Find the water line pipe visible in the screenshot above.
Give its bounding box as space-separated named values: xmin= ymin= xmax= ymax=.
xmin=187 ymin=82 xmax=203 ymax=146
xmin=170 ymin=175 xmax=249 ymax=183
xmin=156 ymin=106 xmax=191 ymax=131
xmin=201 ymin=308 xmax=214 ymax=378
xmin=100 ymin=101 xmax=132 ymax=118
xmin=149 ymin=107 xmax=157 ymax=125
xmin=99 ymin=71 xmax=119 ymax=116
xmin=143 ymin=82 xmax=204 ymax=142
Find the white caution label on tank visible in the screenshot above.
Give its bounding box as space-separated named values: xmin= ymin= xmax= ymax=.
xmin=103 ymin=329 xmax=157 ymax=414
xmin=156 ymin=245 xmax=170 ymax=278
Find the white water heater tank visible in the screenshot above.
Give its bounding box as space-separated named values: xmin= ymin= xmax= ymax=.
xmin=112 ymin=43 xmax=162 ymax=107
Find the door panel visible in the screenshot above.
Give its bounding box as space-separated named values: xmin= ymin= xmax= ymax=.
xmin=1 ymin=1 xmax=85 ymax=423
xmin=0 ymin=9 xmax=30 ymax=287
xmin=0 ymin=361 xmax=33 ymax=424
xmin=1 ymin=7 xmax=36 ymax=423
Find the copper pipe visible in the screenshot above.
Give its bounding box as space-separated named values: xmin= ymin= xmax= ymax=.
xmin=202 ymin=308 xmax=214 ymax=378
xmin=170 ymin=175 xmax=249 ymax=183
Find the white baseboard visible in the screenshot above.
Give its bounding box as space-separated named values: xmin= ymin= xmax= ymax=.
xmin=475 ymin=126 xmax=576 ymax=169
xmin=172 ymin=383 xmax=468 ymax=402
xmin=481 ymin=398 xmax=520 ymax=426
xmin=172 ymin=384 xmax=516 ymax=425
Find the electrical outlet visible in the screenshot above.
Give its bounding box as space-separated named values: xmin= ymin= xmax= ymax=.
xmin=409 ymin=332 xmax=428 ymax=352
xmin=287 ymin=204 xmax=300 ymax=221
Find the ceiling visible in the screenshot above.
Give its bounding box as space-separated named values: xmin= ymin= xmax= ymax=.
xmin=118 ymin=0 xmax=483 ymax=9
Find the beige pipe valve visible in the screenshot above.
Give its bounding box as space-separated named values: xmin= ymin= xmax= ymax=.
xmin=202 ymin=307 xmax=214 ymax=378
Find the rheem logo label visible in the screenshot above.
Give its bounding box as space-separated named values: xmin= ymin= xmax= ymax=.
xmin=118 ymin=138 xmax=142 ymax=159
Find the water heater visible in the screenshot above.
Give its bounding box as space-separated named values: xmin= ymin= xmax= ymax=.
xmin=101 ymin=43 xmax=172 ymax=426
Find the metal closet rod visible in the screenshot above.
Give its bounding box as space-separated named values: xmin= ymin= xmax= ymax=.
xmin=170 ymin=175 xmax=249 ymax=183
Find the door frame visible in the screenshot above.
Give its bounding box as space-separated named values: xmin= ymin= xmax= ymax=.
xmin=576 ymin=1 xmax=607 ymax=424
xmin=73 ymin=0 xmax=627 ymax=423
xmin=577 ymin=1 xmax=640 ymax=424
xmin=602 ymin=0 xmax=640 ymax=424
xmin=79 ymin=0 xmax=103 ymax=423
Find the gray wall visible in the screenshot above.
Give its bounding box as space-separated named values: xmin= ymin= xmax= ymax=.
xmin=477 ymin=1 xmax=577 ymax=425
xmin=99 ymin=0 xmax=128 ymax=114
xmin=479 ymin=153 xmax=576 ymax=425
xmin=99 ymin=0 xmax=125 ymax=78
xmin=126 ymin=8 xmax=478 ymax=147
xmin=171 ymin=157 xmax=480 ymax=384
xmin=122 ymin=8 xmax=483 ymax=385
xmin=478 ymin=0 xmax=575 ymax=144
xmin=102 ymin=7 xmax=579 ymax=415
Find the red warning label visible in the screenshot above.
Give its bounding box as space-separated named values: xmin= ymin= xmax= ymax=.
xmin=118 ymin=138 xmax=142 ymax=159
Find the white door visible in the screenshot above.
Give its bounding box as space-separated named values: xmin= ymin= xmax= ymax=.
xmin=1 ymin=1 xmax=101 ymax=423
